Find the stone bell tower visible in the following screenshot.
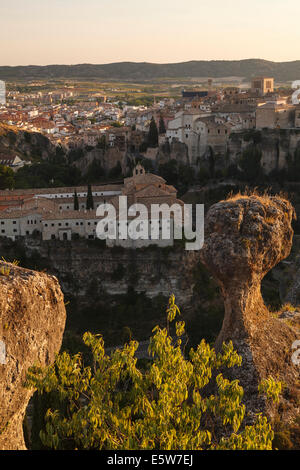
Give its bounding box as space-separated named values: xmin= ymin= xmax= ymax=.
xmin=133 ymin=162 xmax=145 ymax=177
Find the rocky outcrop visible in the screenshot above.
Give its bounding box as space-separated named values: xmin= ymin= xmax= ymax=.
xmin=200 ymin=193 xmax=300 ymax=419
xmin=73 ymin=147 xmax=127 ymax=174
xmin=0 ymin=123 xmax=55 ymax=161
xmin=228 ymin=128 xmax=300 ymax=174
xmin=0 ymin=239 xmax=194 ymax=308
xmin=0 ymin=262 xmax=66 ymax=450
xmin=157 ymin=140 xmax=189 ymax=166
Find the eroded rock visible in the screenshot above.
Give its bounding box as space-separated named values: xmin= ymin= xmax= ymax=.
xmin=200 ymin=194 xmax=300 ymax=419
xmin=0 ymin=262 xmax=66 ymax=450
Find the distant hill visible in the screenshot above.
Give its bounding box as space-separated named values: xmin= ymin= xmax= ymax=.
xmin=1 ymin=59 xmax=300 ymax=82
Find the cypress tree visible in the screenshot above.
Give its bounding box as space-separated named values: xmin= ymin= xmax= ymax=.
xmin=148 ymin=117 xmax=159 ymax=148
xmin=159 ymin=115 xmax=166 ymax=134
xmin=86 ymin=184 xmax=94 ymax=210
xmin=74 ymin=189 xmax=79 ymax=211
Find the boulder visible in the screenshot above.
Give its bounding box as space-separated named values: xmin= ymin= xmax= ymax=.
xmin=200 ymin=194 xmax=300 ymax=420
xmin=0 ymin=262 xmax=66 ymax=450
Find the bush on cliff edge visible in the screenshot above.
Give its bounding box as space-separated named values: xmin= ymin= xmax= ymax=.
xmin=26 ymin=296 xmax=280 ymax=450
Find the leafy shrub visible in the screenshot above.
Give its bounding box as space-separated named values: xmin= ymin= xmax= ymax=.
xmin=26 ymin=296 xmax=277 ymax=450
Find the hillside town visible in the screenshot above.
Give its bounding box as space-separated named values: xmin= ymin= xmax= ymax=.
xmin=0 ymin=77 xmax=299 ymax=164
xmin=0 ymin=76 xmax=300 ymax=245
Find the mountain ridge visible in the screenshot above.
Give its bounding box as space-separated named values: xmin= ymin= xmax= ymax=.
xmin=0 ymin=59 xmax=300 ymax=81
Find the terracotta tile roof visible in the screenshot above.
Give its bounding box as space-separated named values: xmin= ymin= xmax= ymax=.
xmin=43 ymin=210 xmax=98 ymax=221
xmin=124 ymin=173 xmax=166 ymax=186
xmin=0 ymin=184 xmax=123 ymax=197
xmin=134 ymin=185 xmax=174 ymax=198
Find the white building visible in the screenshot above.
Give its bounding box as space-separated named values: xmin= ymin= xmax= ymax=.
xmin=0 ymin=173 xmax=184 ymax=247
xmin=166 ymin=110 xmax=211 ymax=163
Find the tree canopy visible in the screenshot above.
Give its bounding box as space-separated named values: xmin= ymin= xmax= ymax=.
xmin=26 ymin=295 xmax=280 ymax=451
xmin=86 ymin=184 xmax=94 ymax=210
xmin=148 ymin=117 xmax=159 ymax=148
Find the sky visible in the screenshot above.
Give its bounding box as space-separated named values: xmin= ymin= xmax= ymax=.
xmin=0 ymin=0 xmax=299 ymax=66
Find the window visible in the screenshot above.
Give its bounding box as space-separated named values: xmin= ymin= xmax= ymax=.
xmin=13 ymin=221 xmax=16 ymax=224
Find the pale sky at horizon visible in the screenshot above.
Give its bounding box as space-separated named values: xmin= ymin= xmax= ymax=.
xmin=0 ymin=0 xmax=299 ymax=66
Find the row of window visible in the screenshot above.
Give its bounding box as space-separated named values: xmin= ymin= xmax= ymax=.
xmin=59 ymin=201 xmax=106 ymax=210
xmin=0 ymin=220 xmax=39 ymax=225
xmin=44 ymin=221 xmax=98 ymax=227
xmin=50 ymin=234 xmax=95 ymax=240
xmin=48 ymin=192 xmax=109 ymax=199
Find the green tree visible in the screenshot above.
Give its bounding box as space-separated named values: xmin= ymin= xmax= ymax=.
xmin=74 ymin=190 xmax=79 ymax=211
xmin=86 ymin=184 xmax=94 ymax=210
xmin=159 ymin=115 xmax=166 ymax=135
xmin=0 ymin=165 xmax=15 ymax=189
xmin=239 ymin=144 xmax=262 ymax=181
xmin=148 ymin=117 xmax=159 ymax=148
xmin=96 ymin=135 xmax=107 ymax=151
xmin=85 ymin=159 xmax=106 ymax=183
xmin=26 ymin=295 xmax=279 ymax=451
xmin=108 ymin=161 xmax=122 ymax=180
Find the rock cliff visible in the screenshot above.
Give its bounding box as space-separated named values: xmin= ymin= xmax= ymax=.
xmin=200 ymin=193 xmax=300 ymax=420
xmin=228 ymin=128 xmax=300 ymax=174
xmin=0 ymin=123 xmax=55 ymax=161
xmin=0 ymin=261 xmax=66 ymax=450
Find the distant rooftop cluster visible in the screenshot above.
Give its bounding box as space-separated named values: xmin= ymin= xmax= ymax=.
xmin=0 ymin=74 xmax=299 ymax=172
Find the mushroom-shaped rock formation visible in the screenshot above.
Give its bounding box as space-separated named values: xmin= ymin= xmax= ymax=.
xmin=0 ymin=262 xmax=66 ymax=450
xmin=200 ymin=194 xmax=299 ymax=418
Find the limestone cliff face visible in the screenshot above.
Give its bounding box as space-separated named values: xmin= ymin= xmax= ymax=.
xmin=157 ymin=140 xmax=189 ymax=166
xmin=73 ymin=147 xmax=127 ymax=174
xmin=228 ymin=128 xmax=300 ymax=174
xmin=0 ymin=123 xmax=55 ymax=161
xmin=0 ymin=262 xmax=66 ymax=450
xmin=6 ymin=240 xmax=194 ymax=308
xmin=200 ymin=194 xmax=300 ymax=419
